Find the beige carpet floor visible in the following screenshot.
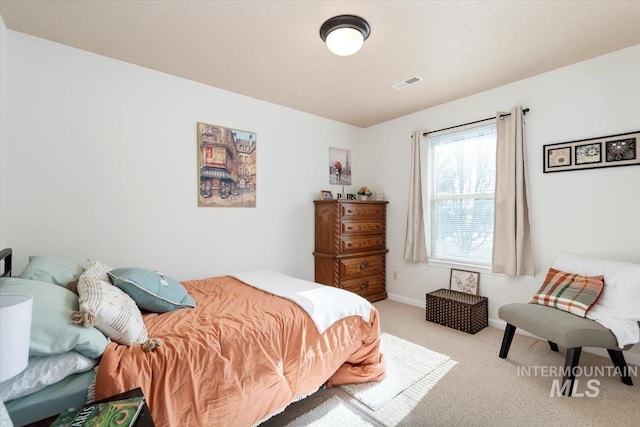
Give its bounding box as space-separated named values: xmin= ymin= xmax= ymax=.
xmin=261 ymin=299 xmax=640 ymax=426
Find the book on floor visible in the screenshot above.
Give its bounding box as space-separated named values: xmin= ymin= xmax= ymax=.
xmin=49 ymin=396 xmax=145 ymax=427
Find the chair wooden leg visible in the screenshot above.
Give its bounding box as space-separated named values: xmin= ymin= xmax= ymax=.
xmin=548 ymin=341 xmax=559 ymax=352
xmin=562 ymin=347 xmax=582 ymax=397
xmin=607 ymin=349 xmax=633 ymax=386
xmin=499 ymin=323 xmax=516 ymax=359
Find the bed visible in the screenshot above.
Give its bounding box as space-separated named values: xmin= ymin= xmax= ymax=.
xmin=0 ymin=249 xmax=386 ymax=426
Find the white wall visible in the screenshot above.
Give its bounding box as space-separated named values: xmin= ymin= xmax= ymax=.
xmin=2 ymin=31 xmax=360 ymax=281
xmin=359 ymin=44 xmax=640 ymax=362
xmin=0 ymin=17 xmax=7 ymax=251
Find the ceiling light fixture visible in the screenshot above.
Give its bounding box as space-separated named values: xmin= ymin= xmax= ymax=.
xmin=319 ymin=15 xmax=371 ymax=57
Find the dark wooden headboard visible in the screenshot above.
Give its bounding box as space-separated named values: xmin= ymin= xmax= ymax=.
xmin=0 ymin=247 xmax=12 ymax=277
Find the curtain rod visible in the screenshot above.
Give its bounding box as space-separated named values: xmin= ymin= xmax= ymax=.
xmin=422 ymin=108 xmax=529 ymax=137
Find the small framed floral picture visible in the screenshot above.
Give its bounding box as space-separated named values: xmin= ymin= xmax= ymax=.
xmin=449 ymin=269 xmax=480 ymax=295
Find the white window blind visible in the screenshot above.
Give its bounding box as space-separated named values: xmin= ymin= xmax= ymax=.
xmin=424 ymin=121 xmax=497 ymax=266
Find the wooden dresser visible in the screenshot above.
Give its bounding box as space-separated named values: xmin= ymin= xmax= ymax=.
xmin=313 ymin=199 xmax=388 ymax=302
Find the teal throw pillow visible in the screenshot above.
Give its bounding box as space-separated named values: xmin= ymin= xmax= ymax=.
xmin=19 ymin=256 xmax=85 ymax=287
xmin=0 ymin=277 xmax=108 ymax=358
xmin=108 ymin=267 xmax=196 ymax=313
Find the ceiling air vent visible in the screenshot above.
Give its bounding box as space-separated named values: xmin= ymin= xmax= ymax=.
xmin=392 ymin=76 xmax=423 ymax=90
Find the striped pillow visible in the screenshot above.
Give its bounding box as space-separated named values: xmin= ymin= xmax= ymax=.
xmin=529 ymin=268 xmax=604 ymax=317
xmin=76 ymin=276 xmax=149 ymax=345
xmin=82 ymin=259 xmax=113 ymax=281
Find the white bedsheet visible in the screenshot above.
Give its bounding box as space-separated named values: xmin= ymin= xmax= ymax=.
xmin=231 ymin=270 xmax=372 ymax=334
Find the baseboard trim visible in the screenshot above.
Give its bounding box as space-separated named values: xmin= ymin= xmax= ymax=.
xmin=386 ymin=293 xmax=640 ymax=366
xmin=387 ymin=293 xmax=423 ymax=308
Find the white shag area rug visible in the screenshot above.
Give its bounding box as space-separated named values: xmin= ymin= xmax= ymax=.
xmin=277 ymin=333 xmax=457 ymax=427
xmin=340 ymin=333 xmax=452 ymax=410
xmin=282 ymin=396 xmax=381 ymax=427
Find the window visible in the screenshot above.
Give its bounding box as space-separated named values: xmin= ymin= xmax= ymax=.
xmin=423 ymin=121 xmax=497 ymax=267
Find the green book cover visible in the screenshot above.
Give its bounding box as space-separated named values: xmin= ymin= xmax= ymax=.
xmin=50 ymin=396 xmax=145 ymax=427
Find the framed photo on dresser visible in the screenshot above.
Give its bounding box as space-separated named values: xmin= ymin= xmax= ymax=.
xmin=320 ymin=190 xmax=333 ymax=200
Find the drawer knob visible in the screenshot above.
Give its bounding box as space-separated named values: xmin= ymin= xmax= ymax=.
xmin=359 ymin=261 xmax=369 ymax=270
xmin=347 ymin=209 xmax=352 ymax=214
xmin=360 ymin=281 xmax=369 ymax=290
xmin=347 ymin=226 xmax=353 ymax=231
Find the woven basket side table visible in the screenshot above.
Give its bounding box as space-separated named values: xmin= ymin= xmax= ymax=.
xmin=425 ymin=289 xmax=488 ymax=334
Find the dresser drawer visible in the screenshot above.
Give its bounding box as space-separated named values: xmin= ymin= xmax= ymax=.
xmin=340 ymin=235 xmax=385 ymax=253
xmin=339 ymin=255 xmax=384 ymax=280
xmin=340 ymin=203 xmax=385 ymax=220
xmin=341 ymin=274 xmax=385 ymax=299
xmin=341 ymin=220 xmax=385 ymax=235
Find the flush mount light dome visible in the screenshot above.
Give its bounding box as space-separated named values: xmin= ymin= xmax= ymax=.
xmin=319 ymin=15 xmax=371 ymax=56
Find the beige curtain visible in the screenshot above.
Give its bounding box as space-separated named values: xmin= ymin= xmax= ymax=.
xmin=492 ymin=107 xmax=535 ymax=276
xmin=403 ymin=131 xmax=428 ymax=262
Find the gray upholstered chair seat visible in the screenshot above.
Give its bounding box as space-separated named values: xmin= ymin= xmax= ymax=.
xmin=499 ymin=303 xmax=633 ymax=351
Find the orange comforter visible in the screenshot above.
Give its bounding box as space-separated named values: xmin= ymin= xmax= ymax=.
xmin=95 ymin=275 xmax=385 ymax=427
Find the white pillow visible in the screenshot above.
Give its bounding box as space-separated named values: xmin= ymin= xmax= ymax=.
xmin=82 ymin=259 xmax=113 ymax=281
xmin=552 ymin=253 xmax=640 ymax=348
xmin=1 ymin=352 xmax=97 ymax=403
xmin=77 ymin=275 xmax=149 ymax=346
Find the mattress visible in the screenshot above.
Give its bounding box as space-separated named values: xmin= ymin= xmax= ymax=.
xmin=5 ymin=370 xmax=95 ymax=426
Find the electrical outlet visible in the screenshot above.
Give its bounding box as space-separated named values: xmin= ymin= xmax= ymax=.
xmin=393 ymin=270 xmax=399 ymax=280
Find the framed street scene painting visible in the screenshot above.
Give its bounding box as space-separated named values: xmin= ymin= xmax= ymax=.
xmin=197 ymin=122 xmax=256 ymax=207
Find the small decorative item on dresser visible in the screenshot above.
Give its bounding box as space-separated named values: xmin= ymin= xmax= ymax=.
xmin=357 ymin=186 xmax=373 ymax=200
xmin=425 ymin=289 xmax=488 ymax=334
xmin=320 ymin=190 xmax=333 ymax=200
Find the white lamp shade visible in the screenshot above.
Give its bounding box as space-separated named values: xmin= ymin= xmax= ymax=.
xmin=0 ymin=294 xmax=33 ymax=382
xmin=325 ymin=27 xmax=365 ymax=56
